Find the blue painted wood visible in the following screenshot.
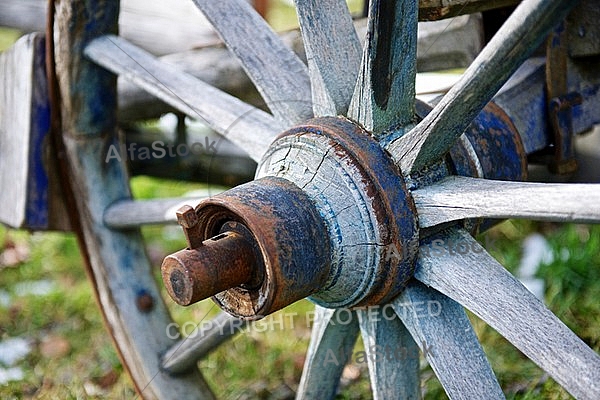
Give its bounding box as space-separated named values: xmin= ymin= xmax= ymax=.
xmin=293 ymin=0 xmax=361 ymax=117
xmin=388 ymin=0 xmax=582 ymax=173
xmin=54 ymin=1 xmax=214 ymax=397
xmin=297 ymin=306 xmax=360 ymax=399
xmin=0 ymin=33 xmax=69 ymax=230
xmin=348 ymin=0 xmax=418 ymax=136
xmin=414 ymin=229 xmax=600 ymax=399
xmin=190 ymin=0 xmax=312 ymax=126
xmin=357 ymin=307 xmax=420 ymax=400
xmin=394 ymin=281 xmax=504 ymax=399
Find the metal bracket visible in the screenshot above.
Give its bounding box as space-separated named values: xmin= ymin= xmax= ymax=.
xmin=546 ymin=21 xmax=581 ymax=175
xmin=548 ymin=92 xmax=583 ymax=174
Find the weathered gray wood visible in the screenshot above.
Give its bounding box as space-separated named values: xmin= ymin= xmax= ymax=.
xmin=54 ymin=1 xmax=214 ymax=398
xmin=0 ymin=0 xmax=217 ymax=56
xmin=191 ymin=0 xmax=312 ymax=126
xmin=0 ymin=0 xmax=516 ymax=36
xmin=348 ymin=0 xmax=418 ymax=136
xmin=387 ymin=0 xmax=580 ymax=174
xmin=357 ymin=308 xmax=421 ymax=400
xmin=293 ymin=0 xmax=361 ymax=117
xmin=104 ymin=195 xmax=215 ymax=229
xmin=297 ymin=306 xmax=360 ymax=399
xmin=394 ymin=281 xmax=504 ymax=399
xmin=84 ymin=35 xmax=280 ymax=163
xmin=161 ymin=312 xmax=246 ymax=375
xmin=414 ymin=229 xmax=600 ymax=400
xmin=413 ymin=176 xmax=600 ymax=227
xmin=117 ymin=16 xmax=483 ymax=122
xmin=0 ymin=33 xmax=69 ymax=230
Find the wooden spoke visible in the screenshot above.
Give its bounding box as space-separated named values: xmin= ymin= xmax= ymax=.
xmin=103 ymin=194 xmax=217 ymax=229
xmin=394 ymin=281 xmax=504 ymax=399
xmin=296 ymin=306 xmax=360 ymax=399
xmin=357 ymin=308 xmax=420 ymax=400
xmin=190 ymin=0 xmax=312 ymax=125
xmin=387 ymin=0 xmax=580 ymax=173
xmin=84 ymin=35 xmax=280 ymax=163
xmin=293 ymin=0 xmax=361 ymax=117
xmin=348 ymin=0 xmax=418 ymax=136
xmin=413 ymin=176 xmax=600 ymax=228
xmin=161 ymin=312 xmax=247 ymax=375
xmin=414 ymin=229 xmax=600 ymax=399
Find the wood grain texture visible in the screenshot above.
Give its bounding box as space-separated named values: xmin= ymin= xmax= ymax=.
xmin=117 ymin=16 xmax=483 ymax=122
xmin=297 ymin=306 xmax=360 ymax=399
xmin=0 ymin=33 xmax=42 ymax=228
xmin=191 ymin=0 xmax=312 ymax=126
xmin=387 ymin=0 xmax=579 ymax=174
xmin=348 ymin=0 xmax=418 ymax=135
xmin=54 ymin=1 xmax=214 ymax=398
xmin=394 ymin=281 xmax=504 ymax=399
xmin=414 ymin=229 xmax=600 ymax=400
xmin=294 ymin=0 xmax=361 ymax=117
xmin=161 ymin=312 xmax=247 ymax=375
xmin=103 ymin=194 xmax=215 ymax=229
xmin=357 ymin=308 xmax=420 ymax=400
xmin=413 ymin=176 xmax=600 ymax=227
xmin=84 ymin=35 xmax=280 ymax=163
xmin=0 ymin=33 xmax=70 ymax=230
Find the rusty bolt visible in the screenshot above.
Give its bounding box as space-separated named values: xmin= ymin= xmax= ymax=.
xmin=136 ymin=292 xmax=154 ymax=313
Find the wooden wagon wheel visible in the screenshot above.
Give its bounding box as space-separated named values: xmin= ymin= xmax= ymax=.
xmin=50 ymin=0 xmax=600 ymax=398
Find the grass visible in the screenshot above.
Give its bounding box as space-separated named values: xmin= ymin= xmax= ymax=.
xmin=1 ymin=175 xmax=599 ymax=399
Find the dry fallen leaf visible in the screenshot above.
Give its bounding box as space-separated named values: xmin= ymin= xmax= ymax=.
xmin=39 ymin=335 xmax=71 ymax=359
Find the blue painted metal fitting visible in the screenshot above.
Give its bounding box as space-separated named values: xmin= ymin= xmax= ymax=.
xmin=448 ymin=102 xmax=528 ymax=182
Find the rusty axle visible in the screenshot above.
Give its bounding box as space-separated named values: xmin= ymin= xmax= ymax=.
xmin=161 ymin=229 xmax=259 ymax=306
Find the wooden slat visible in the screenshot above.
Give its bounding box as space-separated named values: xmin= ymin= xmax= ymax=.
xmin=394 ymin=281 xmax=504 ymax=399
xmin=296 ymin=306 xmax=360 ymax=399
xmin=84 ymin=35 xmax=280 ymax=163
xmin=357 ymin=308 xmax=420 ymax=400
xmin=348 ymin=0 xmax=418 ymax=136
xmin=414 ymin=229 xmax=600 ymax=400
xmin=161 ymin=312 xmax=246 ymax=375
xmin=293 ymin=0 xmax=361 ymax=116
xmin=191 ymin=0 xmax=312 ymax=126
xmin=413 ymin=176 xmax=600 ymax=228
xmin=104 ymin=195 xmax=214 ymax=229
xmin=0 ymin=33 xmax=70 ymax=230
xmin=387 ymin=0 xmax=579 ymax=174
xmin=54 ymin=1 xmax=214 ymax=398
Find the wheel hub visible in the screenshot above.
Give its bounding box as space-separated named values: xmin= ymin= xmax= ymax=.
xmin=162 ymin=116 xmax=418 ymax=319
